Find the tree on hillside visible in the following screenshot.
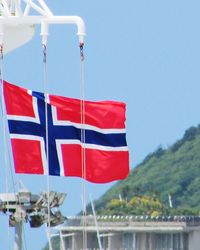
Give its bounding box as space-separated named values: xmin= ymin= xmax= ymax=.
xmin=127 ymin=196 xmax=166 ymax=215
xmin=100 ymin=195 xmax=168 ymax=216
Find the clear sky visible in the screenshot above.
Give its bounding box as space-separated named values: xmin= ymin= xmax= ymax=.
xmin=1 ymin=0 xmax=200 ymax=249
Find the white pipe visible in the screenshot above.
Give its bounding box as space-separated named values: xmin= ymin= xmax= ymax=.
xmin=90 ymin=195 xmax=103 ymax=250
xmin=0 ymin=5 xmax=6 ymax=17
xmin=14 ymin=222 xmax=23 ymax=250
xmin=23 ymin=3 xmax=31 ymax=16
xmin=37 ymin=0 xmax=53 ymax=17
xmin=14 ymin=0 xmax=23 ymax=17
xmin=0 ymin=16 xmax=85 ymax=34
xmin=42 ymin=16 xmax=86 ymax=44
xmin=9 ymin=0 xmax=15 ymax=13
xmin=0 ymin=15 xmax=85 ymax=47
xmin=1 ymin=0 xmax=11 ymax=16
xmin=0 ymin=16 xmax=85 ymax=35
xmin=59 ymin=231 xmax=65 ymax=250
xmin=41 ymin=20 xmax=48 ymax=45
xmin=22 ymin=0 xmax=49 ymax=17
xmin=0 ymin=24 xmax=4 ymax=45
xmin=0 ymin=16 xmax=44 ymax=24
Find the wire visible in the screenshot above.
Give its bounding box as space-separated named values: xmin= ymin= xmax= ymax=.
xmin=79 ymin=43 xmax=87 ymax=250
xmin=22 ymin=223 xmax=28 ymax=250
xmin=42 ymin=43 xmax=53 ymax=250
xmin=0 ymin=44 xmax=13 ymax=250
xmin=0 ymin=47 xmax=16 ymax=195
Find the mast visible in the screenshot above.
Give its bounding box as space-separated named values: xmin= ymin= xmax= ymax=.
xmin=0 ymin=1 xmax=86 ymax=249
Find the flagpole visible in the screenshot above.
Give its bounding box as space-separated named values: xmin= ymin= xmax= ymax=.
xmin=14 ymin=222 xmax=23 ymax=250
xmin=90 ymin=195 xmax=103 ymax=250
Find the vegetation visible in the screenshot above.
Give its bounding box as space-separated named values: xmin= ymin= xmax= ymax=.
xmin=97 ymin=195 xmax=198 ymax=216
xmin=92 ymin=124 xmax=200 ymax=214
xmin=98 ymin=195 xmax=167 ymax=216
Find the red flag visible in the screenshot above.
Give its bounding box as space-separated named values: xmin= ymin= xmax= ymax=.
xmin=4 ymin=81 xmax=130 ymax=183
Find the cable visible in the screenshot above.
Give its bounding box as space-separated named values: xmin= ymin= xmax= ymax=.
xmin=0 ymin=44 xmax=13 ymax=250
xmin=42 ymin=43 xmax=53 ymax=250
xmin=22 ymin=223 xmax=28 ymax=250
xmin=79 ymin=43 xmax=87 ymax=250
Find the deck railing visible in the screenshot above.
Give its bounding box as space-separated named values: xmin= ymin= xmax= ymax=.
xmin=64 ymin=215 xmax=200 ymax=227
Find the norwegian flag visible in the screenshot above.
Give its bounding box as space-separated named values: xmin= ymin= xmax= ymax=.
xmin=3 ymin=81 xmax=129 ymax=183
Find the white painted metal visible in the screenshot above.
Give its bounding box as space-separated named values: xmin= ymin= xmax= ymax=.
xmin=0 ymin=190 xmax=67 ymax=249
xmin=14 ymin=222 xmax=22 ymax=250
xmin=41 ymin=16 xmax=86 ymax=45
xmin=14 ymin=0 xmax=23 ymax=17
xmin=1 ymin=0 xmax=11 ymax=16
xmin=0 ymin=0 xmax=52 ymax=17
xmin=0 ymin=0 xmax=86 ymax=53
xmin=22 ymin=0 xmax=51 ymax=17
xmin=59 ymin=231 xmax=65 ymax=250
xmin=35 ymin=0 xmax=53 ymax=16
xmin=90 ymin=195 xmax=103 ymax=250
xmin=2 ymin=24 xmax=35 ymax=53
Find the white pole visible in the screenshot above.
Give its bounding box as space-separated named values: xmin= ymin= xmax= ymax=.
xmin=14 ymin=222 xmax=23 ymax=250
xmin=168 ymin=194 xmax=173 ymax=208
xmin=90 ymin=195 xmax=103 ymax=250
xmin=37 ymin=0 xmax=53 ymax=16
xmin=59 ymin=231 xmax=65 ymax=250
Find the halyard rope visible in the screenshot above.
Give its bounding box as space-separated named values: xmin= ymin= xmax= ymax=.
xmin=42 ymin=43 xmax=53 ymax=250
xmin=80 ymin=43 xmax=87 ymax=250
xmin=0 ymin=44 xmax=12 ymax=250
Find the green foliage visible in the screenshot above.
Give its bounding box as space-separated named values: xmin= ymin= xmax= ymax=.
xmin=170 ymin=207 xmax=199 ymax=216
xmin=98 ymin=195 xmax=198 ymax=216
xmin=94 ymin=124 xmax=200 ymax=214
xmin=170 ymin=125 xmax=200 ymax=152
xmin=127 ymin=195 xmax=166 ymax=215
xmin=98 ymin=195 xmax=169 ymax=216
xmin=100 ymin=199 xmax=128 ymax=215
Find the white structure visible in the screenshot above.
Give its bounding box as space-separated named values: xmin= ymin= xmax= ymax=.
xmin=57 ymin=215 xmax=200 ymax=250
xmin=0 ymin=0 xmax=86 ymax=53
xmin=0 ymin=190 xmax=66 ymax=250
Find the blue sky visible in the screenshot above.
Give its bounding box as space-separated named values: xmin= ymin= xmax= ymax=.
xmin=1 ymin=0 xmax=200 ymax=249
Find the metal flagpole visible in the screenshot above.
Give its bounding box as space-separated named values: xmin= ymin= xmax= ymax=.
xmin=14 ymin=222 xmax=23 ymax=250
xmin=90 ymin=195 xmax=103 ymax=250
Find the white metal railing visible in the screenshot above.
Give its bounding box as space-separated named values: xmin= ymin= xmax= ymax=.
xmin=0 ymin=0 xmax=86 ymax=53
xmin=0 ymin=0 xmax=53 ymax=17
xmin=63 ymin=215 xmax=200 ymax=227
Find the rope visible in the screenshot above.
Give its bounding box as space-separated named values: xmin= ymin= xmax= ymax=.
xmin=22 ymin=223 xmax=28 ymax=250
xmin=0 ymin=44 xmax=12 ymax=250
xmin=0 ymin=46 xmax=16 ymax=197
xmin=79 ymin=43 xmax=87 ymax=250
xmin=42 ymin=43 xmax=53 ymax=250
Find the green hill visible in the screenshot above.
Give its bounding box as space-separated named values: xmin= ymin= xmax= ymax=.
xmin=93 ymin=125 xmax=200 ymax=213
